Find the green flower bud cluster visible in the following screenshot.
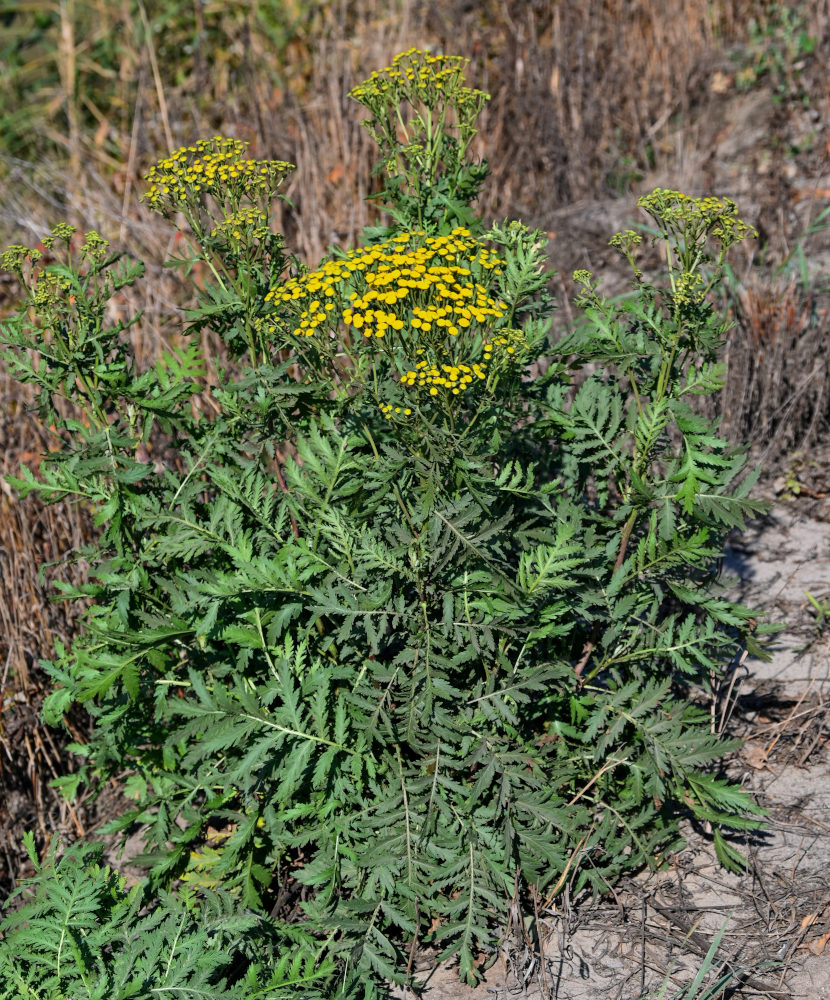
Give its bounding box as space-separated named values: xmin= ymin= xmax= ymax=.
xmin=1 ymin=224 xmax=79 ymax=275
xmin=348 ymin=48 xmax=490 ymax=222
xmin=31 ymin=270 xmax=71 ymax=308
xmin=673 ymin=269 xmax=705 ymax=306
xmin=79 ymin=231 xmax=110 ymax=262
xmin=637 ymin=188 xmax=757 ymax=250
xmin=2 ymin=226 xmax=107 ymax=280
xmin=0 ymin=244 xmax=29 ymax=274
xmin=609 ymin=229 xmax=643 ymax=256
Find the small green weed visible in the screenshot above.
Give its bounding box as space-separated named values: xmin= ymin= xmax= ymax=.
xmin=782 ymin=452 xmax=808 ymax=498
xmin=639 ymin=919 xmax=776 ymax=1000
xmin=804 ymin=590 xmax=830 ymax=636
xmin=735 ymin=1 xmax=817 ymax=105
xmin=778 ymin=451 xmax=822 ymax=500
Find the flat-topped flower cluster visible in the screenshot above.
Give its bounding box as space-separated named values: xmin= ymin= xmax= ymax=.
xmin=211 ymin=207 xmax=269 ymax=241
xmin=637 ymin=188 xmax=757 ymax=250
xmin=267 ymin=228 xmax=524 ymax=411
xmin=349 ymin=48 xmax=489 ymax=117
xmin=268 ymin=228 xmax=504 ymax=341
xmin=400 ymin=359 xmax=487 ymax=395
xmin=142 ymin=137 xmax=294 ymax=215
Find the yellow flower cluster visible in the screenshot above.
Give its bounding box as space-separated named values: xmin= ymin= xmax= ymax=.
xmin=387 ymin=330 xmax=524 ymax=415
xmin=349 ymin=48 xmax=489 ymax=115
xmin=211 ymin=207 xmax=269 ymax=241
xmin=379 ymin=403 xmax=414 ymax=418
xmin=484 ymin=330 xmax=524 ymax=359
xmin=351 ymin=49 xmax=463 ymax=97
xmin=400 ymin=360 xmax=487 ymax=395
xmin=142 ymin=137 xmax=294 ymax=212
xmin=267 ymin=227 xmax=527 ymax=416
xmin=268 ymin=228 xmax=504 ymax=341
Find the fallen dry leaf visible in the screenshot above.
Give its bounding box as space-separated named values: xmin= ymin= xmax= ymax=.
xmin=742 ymin=743 xmax=770 ymax=770
xmin=710 ymin=70 xmax=732 ymax=94
xmin=802 ymin=931 xmax=830 ymax=956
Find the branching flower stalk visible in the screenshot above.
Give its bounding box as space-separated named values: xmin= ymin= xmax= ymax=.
xmin=350 ymin=49 xmax=490 ymax=233
xmin=572 ymin=194 xmax=757 ymax=680
xmin=143 ymin=136 xmax=295 ymax=367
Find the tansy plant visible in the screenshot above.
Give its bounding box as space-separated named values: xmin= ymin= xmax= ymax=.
xmin=0 ymin=50 xmax=773 ymax=999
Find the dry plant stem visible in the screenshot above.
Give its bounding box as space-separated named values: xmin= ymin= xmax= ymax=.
xmin=0 ymin=646 xmax=12 ymax=701
xmin=543 ymin=834 xmax=588 ymax=907
xmin=715 ymin=649 xmax=747 ymax=736
xmin=137 ymin=0 xmax=174 ymax=154
xmin=37 ymin=724 xmax=85 ymax=837
xmin=759 ymin=676 xmax=817 ymax=761
xmin=119 ymin=67 xmax=145 ymax=246
xmin=58 ymin=0 xmax=81 ymax=221
xmin=23 ymin=731 xmax=50 ymax=844
xmin=532 ymin=885 xmax=548 ymax=997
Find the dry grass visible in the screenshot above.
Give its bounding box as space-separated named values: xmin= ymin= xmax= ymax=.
xmin=716 ymin=278 xmax=830 ymax=465
xmin=0 ymin=395 xmax=91 ymax=895
xmin=0 ymin=0 xmax=781 ymax=259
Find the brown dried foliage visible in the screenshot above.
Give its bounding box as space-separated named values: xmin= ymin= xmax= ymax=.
xmin=0 ymin=392 xmax=91 ymax=894
xmin=713 ymin=280 xmax=830 ymax=465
